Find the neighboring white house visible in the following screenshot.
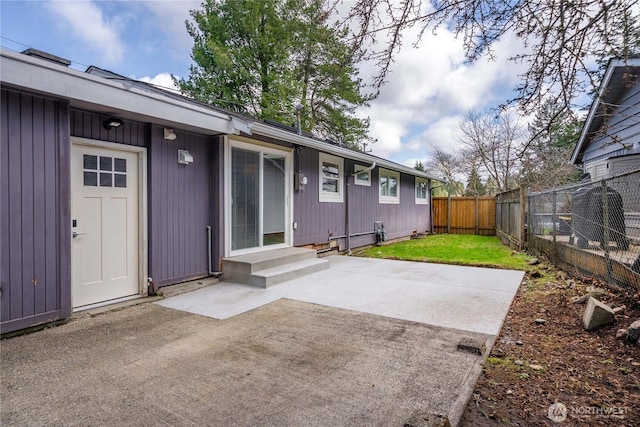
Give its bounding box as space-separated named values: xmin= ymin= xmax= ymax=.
xmin=571 ymin=57 xmax=640 ymax=180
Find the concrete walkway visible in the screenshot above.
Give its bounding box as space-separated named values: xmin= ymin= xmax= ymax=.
xmin=2 ymin=256 xmax=524 ymax=427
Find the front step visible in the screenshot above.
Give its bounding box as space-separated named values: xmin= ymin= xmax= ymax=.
xmin=251 ymin=258 xmax=329 ymax=287
xmin=222 ymin=247 xmax=329 ymax=288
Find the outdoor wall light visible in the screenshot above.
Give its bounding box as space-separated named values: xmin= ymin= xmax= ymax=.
xmin=103 ymin=117 xmax=123 ymax=130
xmin=178 ymin=149 xmax=193 ymax=165
xmin=164 ymin=128 xmax=177 ymax=140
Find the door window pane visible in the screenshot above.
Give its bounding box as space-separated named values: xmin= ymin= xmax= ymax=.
xmin=263 ymin=155 xmax=285 ymax=246
xmin=114 ymin=158 xmax=127 ymax=172
xmin=100 ymin=172 xmax=112 ymax=187
xmin=114 ymin=174 xmax=127 ymax=188
xmin=83 ymin=155 xmax=97 ymax=170
xmin=100 ymin=156 xmax=113 ymax=171
xmin=84 ymin=171 xmax=98 ymax=186
xmin=231 ymin=148 xmax=260 ymax=250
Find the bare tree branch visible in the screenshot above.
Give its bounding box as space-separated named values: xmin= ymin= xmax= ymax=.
xmin=336 ymin=0 xmax=640 ymax=113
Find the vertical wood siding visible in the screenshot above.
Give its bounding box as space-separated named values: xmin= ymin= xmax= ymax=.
xmin=293 ymin=148 xmax=346 ymax=245
xmin=149 ymin=126 xmax=213 ymax=287
xmin=70 ymin=110 xmax=147 ymax=146
xmin=70 ymin=110 xmax=216 ymax=288
xmin=1 ymin=89 xmax=70 ymax=333
xmin=293 ymin=148 xmax=431 ymax=248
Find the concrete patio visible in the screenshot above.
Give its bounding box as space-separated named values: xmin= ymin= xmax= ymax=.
xmin=1 ymin=256 xmax=524 ymax=427
xmin=158 ymin=255 xmax=523 ymax=337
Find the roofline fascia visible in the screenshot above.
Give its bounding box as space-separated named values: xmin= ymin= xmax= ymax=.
xmin=0 ymin=48 xmax=234 ymax=133
xmin=248 ymin=122 xmax=441 ymax=181
xmin=571 ymin=57 xmax=640 ymax=164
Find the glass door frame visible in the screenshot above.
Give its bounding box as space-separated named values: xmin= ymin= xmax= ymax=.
xmin=224 ymin=136 xmax=293 ymax=257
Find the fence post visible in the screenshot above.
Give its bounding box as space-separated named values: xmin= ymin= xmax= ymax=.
xmin=527 ymin=189 xmax=533 ymax=251
xmin=475 ymin=195 xmax=479 ymax=235
xmin=520 ymin=187 xmax=526 ymax=250
xmin=601 ymin=180 xmax=612 ymax=282
xmin=447 ymin=194 xmax=451 ymax=234
xmin=552 ymin=190 xmax=557 ymax=244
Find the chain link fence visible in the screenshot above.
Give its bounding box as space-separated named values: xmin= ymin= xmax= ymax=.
xmin=528 ymin=167 xmax=640 ymax=289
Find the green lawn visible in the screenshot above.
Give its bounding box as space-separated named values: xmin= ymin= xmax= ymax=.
xmin=357 ymin=234 xmax=531 ymax=270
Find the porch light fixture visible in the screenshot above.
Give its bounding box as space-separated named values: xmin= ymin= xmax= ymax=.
xmin=163 ymin=128 xmax=177 ymax=140
xmin=103 ymin=117 xmax=123 ymax=130
xmin=178 ymin=149 xmax=193 ymax=165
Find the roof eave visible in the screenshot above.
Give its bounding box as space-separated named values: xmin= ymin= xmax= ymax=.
xmin=0 ymin=48 xmax=234 ymax=135
xmin=248 ymin=122 xmax=442 ymax=181
xmin=571 ymin=57 xmax=640 ymax=165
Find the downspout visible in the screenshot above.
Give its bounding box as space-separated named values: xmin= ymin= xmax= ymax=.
xmin=346 ymin=162 xmax=376 ymax=254
xmin=429 ymin=180 xmax=435 ymax=234
xmin=207 ymin=225 xmax=223 ymax=278
xmin=345 ymin=173 xmax=350 ymax=254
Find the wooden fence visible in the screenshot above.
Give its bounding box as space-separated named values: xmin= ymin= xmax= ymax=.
xmin=432 ymin=196 xmax=496 ymax=235
xmin=495 ymin=188 xmax=526 ymax=250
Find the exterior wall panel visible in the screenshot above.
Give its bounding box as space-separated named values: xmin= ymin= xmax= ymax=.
xmin=293 ymin=148 xmax=346 ymax=246
xmin=70 ymin=110 xmax=216 ymax=289
xmin=293 ymin=147 xmax=431 ymax=249
xmin=149 ymin=127 xmax=213 ymax=287
xmin=583 ymin=80 xmax=640 ymax=164
xmin=70 ymin=110 xmax=147 ymax=146
xmin=1 ymin=89 xmax=69 ymax=333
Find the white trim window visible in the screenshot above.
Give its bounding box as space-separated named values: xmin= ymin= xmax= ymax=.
xmin=415 ymin=177 xmax=429 ymax=204
xmin=319 ymin=153 xmax=344 ymax=203
xmin=354 ymin=164 xmax=372 ymax=186
xmin=379 ymin=168 xmax=400 ymax=204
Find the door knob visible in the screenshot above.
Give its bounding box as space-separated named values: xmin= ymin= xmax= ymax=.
xmin=72 ymin=232 xmax=86 ymax=238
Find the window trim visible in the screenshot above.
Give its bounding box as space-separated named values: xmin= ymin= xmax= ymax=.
xmin=353 ymin=164 xmax=372 ymax=186
xmin=319 ymin=153 xmax=344 ymax=203
xmin=379 ymin=168 xmax=400 ymax=204
xmin=415 ymin=177 xmax=429 ymax=204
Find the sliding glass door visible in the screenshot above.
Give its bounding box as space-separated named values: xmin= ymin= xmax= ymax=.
xmin=262 ymin=154 xmax=286 ymax=246
xmin=231 ymin=148 xmax=260 ymax=250
xmin=229 ymin=141 xmax=291 ymax=254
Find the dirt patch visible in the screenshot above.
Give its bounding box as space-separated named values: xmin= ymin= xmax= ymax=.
xmin=460 ymin=257 xmax=640 ymax=426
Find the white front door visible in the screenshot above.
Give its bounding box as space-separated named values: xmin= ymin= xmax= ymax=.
xmin=71 ymin=142 xmax=140 ymax=307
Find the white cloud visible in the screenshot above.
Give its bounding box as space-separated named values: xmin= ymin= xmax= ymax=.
xmin=138 ymin=73 xmax=180 ymax=92
xmin=360 ymin=23 xmax=529 ymax=163
xmin=44 ymin=0 xmax=126 ymax=66
xmin=140 ymin=1 xmax=200 ymax=62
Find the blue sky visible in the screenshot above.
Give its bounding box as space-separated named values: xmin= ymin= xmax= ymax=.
xmin=1 ymin=0 xmax=528 ymax=166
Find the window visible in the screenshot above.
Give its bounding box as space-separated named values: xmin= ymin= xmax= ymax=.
xmin=415 ymin=178 xmax=429 ymax=204
xmin=83 ymin=154 xmax=127 ymax=188
xmin=354 ymin=164 xmax=372 ymax=186
xmin=379 ymin=169 xmax=400 ymax=204
xmin=319 ymin=153 xmax=344 ymax=202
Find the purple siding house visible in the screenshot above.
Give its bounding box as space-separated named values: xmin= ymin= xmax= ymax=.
xmin=0 ymin=48 xmax=438 ymax=333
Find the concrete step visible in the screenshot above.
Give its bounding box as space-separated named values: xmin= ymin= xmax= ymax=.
xmin=250 ymin=258 xmax=330 ymax=288
xmin=222 ymin=247 xmax=327 ymax=286
xmin=223 ymin=247 xmax=317 ymax=273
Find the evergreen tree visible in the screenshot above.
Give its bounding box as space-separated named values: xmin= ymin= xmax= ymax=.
xmin=520 ymin=99 xmax=582 ymax=191
xmin=176 ymin=0 xmax=372 ymax=148
xmin=465 ymin=168 xmax=486 ymax=197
